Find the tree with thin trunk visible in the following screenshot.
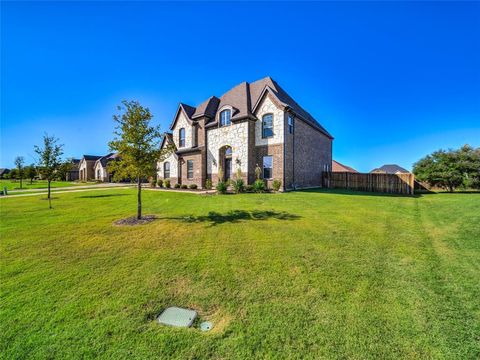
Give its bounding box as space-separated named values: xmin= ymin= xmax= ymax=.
xmin=34 ymin=134 xmax=64 ymax=209
xmin=108 ymin=100 xmax=172 ymax=220
xmin=14 ymin=156 xmax=25 ymax=189
xmin=25 ymin=164 xmax=37 ymax=184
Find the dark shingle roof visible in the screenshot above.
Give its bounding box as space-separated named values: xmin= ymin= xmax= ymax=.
xmin=170 ymin=76 xmax=333 ymax=139
xmin=192 ymin=96 xmax=220 ymax=119
xmin=371 ymin=164 xmax=410 ymax=174
xmin=83 ymin=155 xmax=103 ymax=161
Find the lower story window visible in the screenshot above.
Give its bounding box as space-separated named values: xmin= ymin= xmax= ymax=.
xmin=187 ymin=160 xmax=193 ymax=179
xmin=164 ymin=162 xmax=170 ymax=178
xmin=263 ymin=156 xmax=273 ymax=179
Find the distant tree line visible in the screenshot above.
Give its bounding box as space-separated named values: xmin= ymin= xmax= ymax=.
xmin=413 ymin=145 xmax=480 ymax=192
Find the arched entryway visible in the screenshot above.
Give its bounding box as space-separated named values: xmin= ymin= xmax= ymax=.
xmin=219 ymin=146 xmax=232 ymax=181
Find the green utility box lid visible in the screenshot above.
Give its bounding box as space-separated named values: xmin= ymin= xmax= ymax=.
xmin=157 ymin=307 xmax=197 ymax=327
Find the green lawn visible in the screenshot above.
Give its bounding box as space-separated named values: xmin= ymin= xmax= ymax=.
xmin=1 ymin=189 xmax=479 ymax=359
xmin=0 ymin=179 xmax=96 ymax=191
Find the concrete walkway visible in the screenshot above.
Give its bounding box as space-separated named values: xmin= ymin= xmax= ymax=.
xmin=7 ymin=182 xmax=132 ymax=194
xmin=1 ymin=184 xmax=135 ymax=198
xmin=144 ymin=187 xmax=215 ymax=195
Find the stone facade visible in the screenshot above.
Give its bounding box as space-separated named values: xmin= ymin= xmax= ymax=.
xmin=94 ymin=161 xmax=107 ymax=182
xmin=206 ymin=121 xmax=249 ymax=179
xmin=157 ymin=151 xmax=178 ymax=185
xmin=254 ymin=95 xmax=285 ymax=147
xmin=79 ymin=159 xmax=95 ymax=181
xmin=156 ymin=78 xmax=333 ymax=190
xmin=173 ymin=111 xmax=193 ymax=149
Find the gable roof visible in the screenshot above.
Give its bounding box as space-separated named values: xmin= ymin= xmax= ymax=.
xmin=192 ymin=96 xmax=220 ymax=119
xmin=82 ymin=155 xmax=103 ymax=161
xmin=95 ymin=153 xmax=117 ymax=168
xmin=160 ymin=133 xmax=177 ymax=151
xmin=168 ymin=76 xmax=333 ymax=138
xmin=332 ymin=160 xmax=358 ymax=173
xmin=0 ymin=168 xmax=10 ymax=176
xmin=371 ymin=164 xmax=410 ymax=174
xmin=169 ymin=103 xmax=196 ymax=129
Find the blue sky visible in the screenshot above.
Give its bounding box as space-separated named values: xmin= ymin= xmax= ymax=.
xmin=1 ymin=1 xmax=479 ymax=171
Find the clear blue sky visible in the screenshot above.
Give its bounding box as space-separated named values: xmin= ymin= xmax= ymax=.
xmin=1 ymin=1 xmax=479 ymax=172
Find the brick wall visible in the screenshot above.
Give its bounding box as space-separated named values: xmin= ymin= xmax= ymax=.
xmin=292 ymin=120 xmax=332 ymax=188
xmin=179 ymin=153 xmax=203 ymax=187
xmin=254 ymin=143 xmax=284 ymax=190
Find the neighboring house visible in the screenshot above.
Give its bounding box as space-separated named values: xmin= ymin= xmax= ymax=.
xmin=78 ymin=155 xmax=103 ymax=181
xmin=93 ymin=153 xmax=120 ymax=182
xmin=370 ymin=164 xmax=410 ymax=174
xmin=157 ymin=76 xmax=333 ymax=190
xmin=332 ymin=160 xmax=358 ymax=173
xmin=65 ymin=159 xmax=80 ymax=181
xmin=0 ymin=168 xmax=10 ymax=179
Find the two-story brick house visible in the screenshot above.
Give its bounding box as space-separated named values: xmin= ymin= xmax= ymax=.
xmin=157 ymin=77 xmax=333 ymax=190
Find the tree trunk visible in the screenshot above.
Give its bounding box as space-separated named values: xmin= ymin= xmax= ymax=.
xmin=48 ymin=179 xmax=52 ymax=209
xmin=137 ymin=176 xmax=142 ymax=220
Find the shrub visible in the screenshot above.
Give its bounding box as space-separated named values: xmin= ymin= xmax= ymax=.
xmin=272 ymin=179 xmax=282 ymax=192
xmin=164 ymin=180 xmax=171 ymax=188
xmin=205 ymin=179 xmax=213 ymax=190
xmin=253 ymin=179 xmax=265 ymax=193
xmin=246 ymin=185 xmax=254 ymax=192
xmin=157 ymin=179 xmax=163 ymax=188
xmin=174 ymin=183 xmax=180 ymax=188
xmin=189 ymin=184 xmax=197 ymax=189
xmin=181 ymin=184 xmax=188 ymax=189
xmin=232 ymin=178 xmax=245 ymax=194
xmin=216 ymin=181 xmax=228 ymax=194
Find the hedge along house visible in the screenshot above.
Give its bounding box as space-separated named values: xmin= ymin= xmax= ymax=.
xmin=157 ymin=77 xmax=333 ymax=190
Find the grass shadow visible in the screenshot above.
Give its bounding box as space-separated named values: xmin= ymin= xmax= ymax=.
xmin=165 ymin=210 xmax=301 ymax=226
xmin=77 ymin=194 xmax=131 ymax=199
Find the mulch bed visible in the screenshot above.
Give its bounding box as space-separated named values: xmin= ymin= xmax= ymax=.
xmin=113 ymin=215 xmax=157 ymax=226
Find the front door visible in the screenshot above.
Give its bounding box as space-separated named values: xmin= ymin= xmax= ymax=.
xmin=225 ymin=158 xmax=232 ymax=181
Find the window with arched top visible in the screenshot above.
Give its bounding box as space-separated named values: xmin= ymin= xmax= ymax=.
xmin=225 ymin=147 xmax=232 ymax=157
xmin=262 ymin=114 xmax=274 ymax=138
xmin=164 ymin=162 xmax=170 ymax=179
xmin=220 ymin=109 xmax=231 ymax=127
xmin=179 ymin=128 xmax=185 ymax=147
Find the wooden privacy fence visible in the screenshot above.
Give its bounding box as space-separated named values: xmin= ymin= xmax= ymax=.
xmin=322 ymin=172 xmax=415 ymax=195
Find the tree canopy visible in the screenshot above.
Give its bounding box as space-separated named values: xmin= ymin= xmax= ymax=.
xmin=108 ymin=100 xmax=173 ymax=219
xmin=413 ymin=145 xmax=480 ymax=192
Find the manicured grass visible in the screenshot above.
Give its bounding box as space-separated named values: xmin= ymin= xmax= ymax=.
xmin=0 ymin=180 xmax=94 ymax=191
xmin=1 ymin=189 xmax=479 ymax=359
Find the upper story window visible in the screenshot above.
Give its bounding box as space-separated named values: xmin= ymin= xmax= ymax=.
xmin=179 ymin=128 xmax=185 ymax=147
xmin=262 ymin=114 xmax=274 ymax=138
xmin=187 ymin=160 xmax=194 ymax=179
xmin=164 ymin=162 xmax=170 ymax=178
xmin=220 ymin=109 xmax=231 ymax=127
xmin=288 ymin=115 xmax=294 ymax=134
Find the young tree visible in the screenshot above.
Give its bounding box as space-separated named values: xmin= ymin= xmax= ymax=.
xmin=25 ymin=164 xmax=37 ymax=184
xmin=108 ymin=100 xmax=172 ymax=220
xmin=34 ymin=134 xmax=64 ymax=208
xmin=14 ymin=156 xmax=25 ymax=189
